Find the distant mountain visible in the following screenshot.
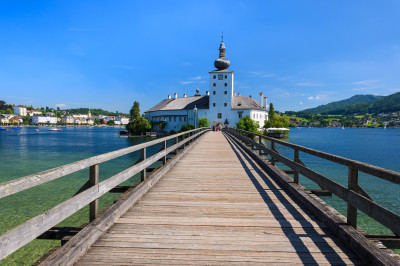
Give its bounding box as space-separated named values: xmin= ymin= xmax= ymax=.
xmin=301 ymin=94 xmax=383 ymax=114
xmin=324 ymin=92 xmax=400 ymax=115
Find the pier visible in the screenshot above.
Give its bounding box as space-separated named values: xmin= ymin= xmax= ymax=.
xmin=1 ymin=128 xmax=400 ymax=265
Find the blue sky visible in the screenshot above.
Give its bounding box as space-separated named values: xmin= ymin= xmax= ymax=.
xmin=1 ymin=1 xmax=400 ymax=113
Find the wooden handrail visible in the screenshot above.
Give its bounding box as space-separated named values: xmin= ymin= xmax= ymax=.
xmin=0 ymin=128 xmax=210 ymax=260
xmin=225 ymin=128 xmax=400 ymax=236
xmin=230 ymin=128 xmax=400 ymax=185
xmin=0 ymin=128 xmax=208 ymax=199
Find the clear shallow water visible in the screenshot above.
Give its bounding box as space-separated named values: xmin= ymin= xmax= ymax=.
xmin=1 ymin=127 xmax=399 ymax=264
xmin=267 ymin=128 xmax=400 ymax=236
xmin=0 ymin=127 xmax=157 ymax=265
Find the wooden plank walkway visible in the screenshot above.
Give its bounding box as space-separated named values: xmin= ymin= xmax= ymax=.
xmin=75 ymin=131 xmax=363 ymax=265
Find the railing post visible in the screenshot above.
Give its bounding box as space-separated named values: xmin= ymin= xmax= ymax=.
xmin=175 ymin=136 xmax=179 ymax=155
xmin=347 ymin=167 xmax=358 ymax=228
xmin=140 ymin=148 xmax=146 ymax=182
xmin=258 ymin=135 xmax=263 ymax=155
xmin=89 ymin=164 xmax=99 ymax=222
xmin=294 ymin=149 xmax=299 ymax=184
xmin=162 ymin=140 xmax=167 ymax=164
xmin=270 ymin=140 xmax=275 ymax=166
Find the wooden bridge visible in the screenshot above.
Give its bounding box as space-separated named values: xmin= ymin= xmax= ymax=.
xmin=1 ymin=128 xmax=400 ymax=265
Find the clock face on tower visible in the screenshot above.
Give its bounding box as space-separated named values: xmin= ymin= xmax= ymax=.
xmin=218 ymin=74 xmax=223 ymax=80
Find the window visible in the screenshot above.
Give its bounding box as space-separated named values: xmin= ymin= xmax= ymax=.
xmin=213 ymin=103 xmax=216 ymax=107
xmin=238 ymin=112 xmax=242 ymax=118
xmin=224 ymin=91 xmax=227 ymax=94
xmin=224 ymin=83 xmax=227 ymax=87
xmin=213 ymin=83 xmax=216 ymax=87
xmin=224 ymin=103 xmax=227 ymax=107
xmin=184 ymin=117 xmax=186 ymax=121
xmin=213 ymin=91 xmax=216 ymax=95
xmin=218 ymin=74 xmax=223 ymax=80
xmin=213 ymin=75 xmax=216 ymax=79
xmin=174 ymin=117 xmax=176 ymax=122
xmin=218 ymin=113 xmax=222 ymax=119
xmin=225 ymin=75 xmax=227 ymax=79
xmin=179 ymin=117 xmax=181 ymax=121
xmin=169 ymin=116 xmax=171 ymax=122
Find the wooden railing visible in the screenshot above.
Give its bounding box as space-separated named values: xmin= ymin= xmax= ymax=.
xmin=0 ymin=128 xmax=210 ymax=260
xmin=225 ymin=128 xmax=400 ymax=244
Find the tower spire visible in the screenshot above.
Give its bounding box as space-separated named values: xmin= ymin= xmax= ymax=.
xmin=214 ymin=35 xmax=230 ymax=70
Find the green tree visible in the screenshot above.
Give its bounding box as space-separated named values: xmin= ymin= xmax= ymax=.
xmin=130 ymin=101 xmax=140 ymax=120
xmin=23 ymin=115 xmax=31 ymax=125
xmin=178 ymin=124 xmax=195 ymax=133
xmin=236 ymin=116 xmax=259 ymax=133
xmin=269 ymin=103 xmax=275 ymax=118
xmin=126 ymin=116 xmax=151 ymax=135
xmin=264 ymin=114 xmax=290 ymax=128
xmin=6 ymin=108 xmax=13 ymax=114
xmin=198 ymin=116 xmax=210 ymax=128
xmin=126 ymin=101 xmax=152 ymax=135
xmin=107 ymin=120 xmax=115 ymax=126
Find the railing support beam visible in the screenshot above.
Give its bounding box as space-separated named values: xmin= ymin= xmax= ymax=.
xmin=347 ymin=167 xmax=358 ymax=228
xmin=140 ymin=148 xmax=146 ymax=182
xmin=89 ymin=164 xmax=99 ymax=222
xmin=294 ymin=149 xmax=299 ymax=184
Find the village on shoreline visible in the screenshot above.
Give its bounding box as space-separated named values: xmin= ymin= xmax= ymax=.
xmin=0 ymin=105 xmax=129 ymax=127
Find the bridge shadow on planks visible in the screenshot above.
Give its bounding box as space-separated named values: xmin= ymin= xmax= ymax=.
xmin=223 ymin=132 xmax=360 ymax=265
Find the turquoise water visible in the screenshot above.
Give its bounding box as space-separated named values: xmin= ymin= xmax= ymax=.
xmin=0 ymin=127 xmax=158 ymax=265
xmin=0 ymin=127 xmax=399 ymax=264
xmin=267 ymin=128 xmax=400 ymax=236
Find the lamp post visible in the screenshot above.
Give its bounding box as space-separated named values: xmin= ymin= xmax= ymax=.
xmin=193 ymin=105 xmax=198 ymax=128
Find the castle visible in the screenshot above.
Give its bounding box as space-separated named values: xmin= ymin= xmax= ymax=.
xmin=145 ymin=38 xmax=269 ymax=132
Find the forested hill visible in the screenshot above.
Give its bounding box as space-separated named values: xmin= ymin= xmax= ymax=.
xmin=301 ymin=94 xmax=383 ymax=114
xmin=64 ymin=108 xmax=128 ymax=116
xmin=321 ymin=92 xmax=400 ymax=115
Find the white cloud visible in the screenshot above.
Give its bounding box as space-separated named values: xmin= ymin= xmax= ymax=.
xmin=249 ymin=71 xmax=276 ymax=78
xmin=56 ymin=104 xmax=66 ymax=107
xmin=352 ymin=87 xmax=371 ymax=91
xmin=296 ymin=82 xmax=325 ymax=87
xmin=307 ymin=96 xmax=314 ymax=100
xmin=352 ymin=80 xmax=379 ymax=85
xmin=299 ymin=102 xmax=303 ymax=105
xmin=180 ymin=76 xmax=203 ymax=84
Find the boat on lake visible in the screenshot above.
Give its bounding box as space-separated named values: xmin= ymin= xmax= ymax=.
xmin=0 ymin=128 xmax=7 ymax=131
xmin=265 ymin=128 xmax=289 ymax=138
xmin=12 ymin=127 xmax=21 ymax=130
xmin=49 ymin=128 xmax=62 ymax=131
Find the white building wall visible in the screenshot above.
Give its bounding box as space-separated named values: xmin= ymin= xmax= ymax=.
xmin=208 ymin=71 xmax=234 ymax=126
xmin=14 ymin=107 xmax=27 ymax=116
xmin=31 ymin=116 xmax=57 ymax=124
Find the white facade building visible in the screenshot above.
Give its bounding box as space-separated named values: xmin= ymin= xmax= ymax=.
xmin=115 ymin=116 xmax=129 ymax=125
xmin=31 ymin=115 xmax=57 ymax=124
xmin=145 ymin=39 xmax=268 ymax=132
xmin=14 ymin=106 xmax=27 ymax=117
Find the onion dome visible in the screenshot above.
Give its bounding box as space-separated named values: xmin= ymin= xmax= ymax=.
xmin=214 ymin=36 xmax=230 ymax=70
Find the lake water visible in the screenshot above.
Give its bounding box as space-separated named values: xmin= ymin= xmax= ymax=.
xmin=0 ymin=127 xmax=399 ymax=264
xmin=269 ymin=128 xmax=400 ymax=236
